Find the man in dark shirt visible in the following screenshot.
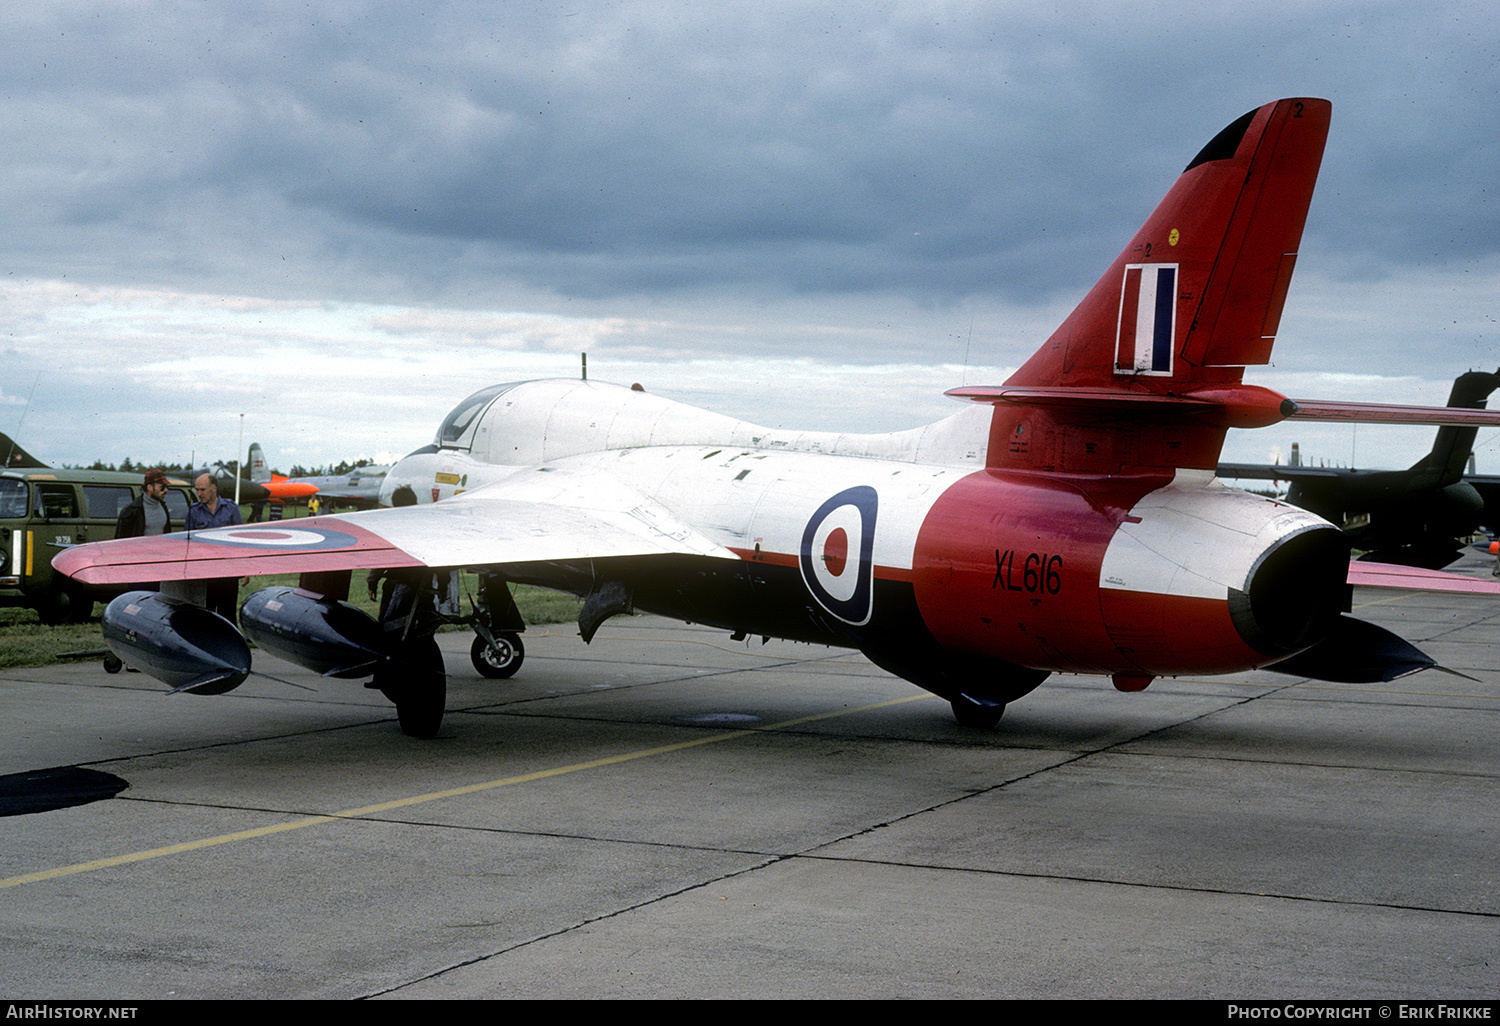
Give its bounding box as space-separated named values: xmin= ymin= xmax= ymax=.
xmin=116 ymin=468 xmax=172 ymax=539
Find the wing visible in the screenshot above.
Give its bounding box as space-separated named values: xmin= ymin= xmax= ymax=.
xmin=53 ymin=464 xmax=736 ymax=586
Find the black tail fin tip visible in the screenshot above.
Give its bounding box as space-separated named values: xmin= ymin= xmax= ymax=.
xmin=1184 ymin=107 xmax=1259 ymax=172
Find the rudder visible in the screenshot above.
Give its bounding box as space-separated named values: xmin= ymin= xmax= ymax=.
xmin=1012 ymin=98 xmax=1329 ymax=390
xmin=966 ymin=98 xmax=1330 ymax=473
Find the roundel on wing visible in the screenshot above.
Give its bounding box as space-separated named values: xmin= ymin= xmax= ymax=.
xmin=799 ymin=486 xmax=878 ymax=625
xmin=185 ymin=526 xmax=362 ymax=551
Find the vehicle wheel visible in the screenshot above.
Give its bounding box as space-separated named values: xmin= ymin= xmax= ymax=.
xmin=374 ymin=637 xmax=446 ymax=739
xmin=103 ymin=654 xmax=123 ymax=674
xmin=36 ymin=589 xmax=73 ymax=626
xmin=67 ymin=593 xmax=94 ymax=623
xmin=950 ymin=696 xmax=1004 ymax=729
xmin=470 ymin=632 xmax=524 ymax=679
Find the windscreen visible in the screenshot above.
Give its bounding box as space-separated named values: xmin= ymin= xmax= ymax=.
xmin=435 ymin=382 xmax=521 ymax=450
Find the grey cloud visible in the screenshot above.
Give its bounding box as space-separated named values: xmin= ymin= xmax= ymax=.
xmin=0 ymin=2 xmax=1495 ymax=341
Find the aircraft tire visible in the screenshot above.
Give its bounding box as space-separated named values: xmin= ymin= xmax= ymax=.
xmin=376 ymin=637 xmax=446 ymax=739
xmin=470 ymin=632 xmax=524 ymax=679
xmin=950 ymin=696 xmax=1004 ymax=729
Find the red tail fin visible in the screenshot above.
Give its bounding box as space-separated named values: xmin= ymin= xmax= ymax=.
xmin=963 ymin=98 xmax=1330 ymax=473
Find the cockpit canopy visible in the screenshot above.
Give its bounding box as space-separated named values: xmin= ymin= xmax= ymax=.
xmin=435 ymin=382 xmax=522 ymax=451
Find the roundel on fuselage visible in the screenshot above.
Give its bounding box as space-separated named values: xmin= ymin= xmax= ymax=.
xmin=799 ymin=486 xmax=878 ymax=626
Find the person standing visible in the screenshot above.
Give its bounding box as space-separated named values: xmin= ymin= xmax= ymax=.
xmin=186 ymin=473 xmax=244 ymax=530
xmin=116 ymin=468 xmax=173 ymax=538
xmin=187 ymin=472 xmax=244 ymax=621
xmin=114 ymin=469 xmax=174 ymax=617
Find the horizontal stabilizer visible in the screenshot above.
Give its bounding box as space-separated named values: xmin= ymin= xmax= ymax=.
xmin=1285 ymin=400 xmax=1500 ymax=426
xmin=945 ymin=383 xmax=1295 ymax=428
xmin=949 ymin=386 xmax=1500 ymax=430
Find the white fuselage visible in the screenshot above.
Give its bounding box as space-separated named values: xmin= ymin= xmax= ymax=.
xmin=378 ymin=379 xmax=1344 ymax=678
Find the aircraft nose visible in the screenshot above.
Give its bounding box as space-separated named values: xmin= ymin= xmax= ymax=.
xmin=1228 ymin=524 xmax=1350 ymax=658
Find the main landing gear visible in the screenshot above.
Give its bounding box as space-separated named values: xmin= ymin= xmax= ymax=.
xmin=366 ymin=570 xmax=537 ymax=738
xmin=367 ymin=569 xmax=452 ymax=739
xmin=367 ymin=570 xmax=528 ymax=737
xmin=373 ymin=635 xmax=447 ymax=739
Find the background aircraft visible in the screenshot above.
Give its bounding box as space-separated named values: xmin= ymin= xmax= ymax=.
xmin=165 ymin=445 xmax=318 ymax=520
xmin=281 ymin=457 xmax=391 ymax=512
xmin=241 ymin=442 xmax=320 ymax=506
xmin=1219 ymin=370 xmax=1500 ymax=568
xmin=54 ymin=97 xmax=1500 ymax=740
xmin=1 ymin=434 xmax=49 ymax=470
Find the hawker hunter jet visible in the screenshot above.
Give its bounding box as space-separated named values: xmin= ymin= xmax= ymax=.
xmin=54 ymin=98 xmax=1500 ymax=738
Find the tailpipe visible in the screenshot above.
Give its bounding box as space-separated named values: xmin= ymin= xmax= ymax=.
xmin=102 ymin=591 xmax=251 ymax=695
xmin=239 ymin=586 xmax=387 ymax=678
xmin=1230 ymin=524 xmax=1349 ymax=658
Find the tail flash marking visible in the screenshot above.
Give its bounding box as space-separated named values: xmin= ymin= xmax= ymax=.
xmin=1115 ymin=264 xmax=1178 ymax=375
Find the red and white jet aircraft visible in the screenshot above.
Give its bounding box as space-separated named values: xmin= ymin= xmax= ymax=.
xmin=55 ymin=97 xmax=1500 ymax=737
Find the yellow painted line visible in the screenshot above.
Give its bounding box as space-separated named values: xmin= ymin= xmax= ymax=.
xmin=0 ymin=694 xmax=926 ymax=890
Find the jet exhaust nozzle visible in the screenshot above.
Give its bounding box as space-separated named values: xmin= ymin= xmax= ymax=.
xmin=102 ymin=591 xmax=251 ymax=695
xmin=1230 ymin=524 xmax=1350 ymax=658
xmin=239 ymin=586 xmax=387 ymax=678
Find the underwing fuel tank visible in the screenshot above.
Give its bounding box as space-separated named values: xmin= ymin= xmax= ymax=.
xmin=101 ymin=591 xmax=251 ymax=695
xmin=239 ymin=586 xmax=387 ymax=678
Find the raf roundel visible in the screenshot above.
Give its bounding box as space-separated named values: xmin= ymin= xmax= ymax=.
xmin=185 ymin=526 xmax=362 ymax=552
xmin=798 ymin=486 xmax=878 ymax=626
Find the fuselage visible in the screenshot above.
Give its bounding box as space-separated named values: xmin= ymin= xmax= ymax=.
xmin=378 ymin=380 xmax=1349 ymax=692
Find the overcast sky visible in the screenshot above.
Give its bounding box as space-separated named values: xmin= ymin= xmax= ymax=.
xmin=2 ymin=1 xmax=1497 ymax=475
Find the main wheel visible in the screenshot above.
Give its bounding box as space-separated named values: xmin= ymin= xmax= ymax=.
xmin=470 ymin=632 xmax=524 ymax=679
xmin=950 ymin=696 xmax=1005 ymax=729
xmin=374 ymin=636 xmax=446 ymax=739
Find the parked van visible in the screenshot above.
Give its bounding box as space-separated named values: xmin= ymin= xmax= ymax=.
xmin=0 ymin=469 xmax=196 ymax=623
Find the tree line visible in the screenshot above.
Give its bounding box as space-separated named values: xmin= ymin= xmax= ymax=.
xmin=67 ymin=458 xmax=380 ymax=477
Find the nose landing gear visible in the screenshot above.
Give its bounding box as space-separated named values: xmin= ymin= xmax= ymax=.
xmin=470 ymin=630 xmax=525 ymax=679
